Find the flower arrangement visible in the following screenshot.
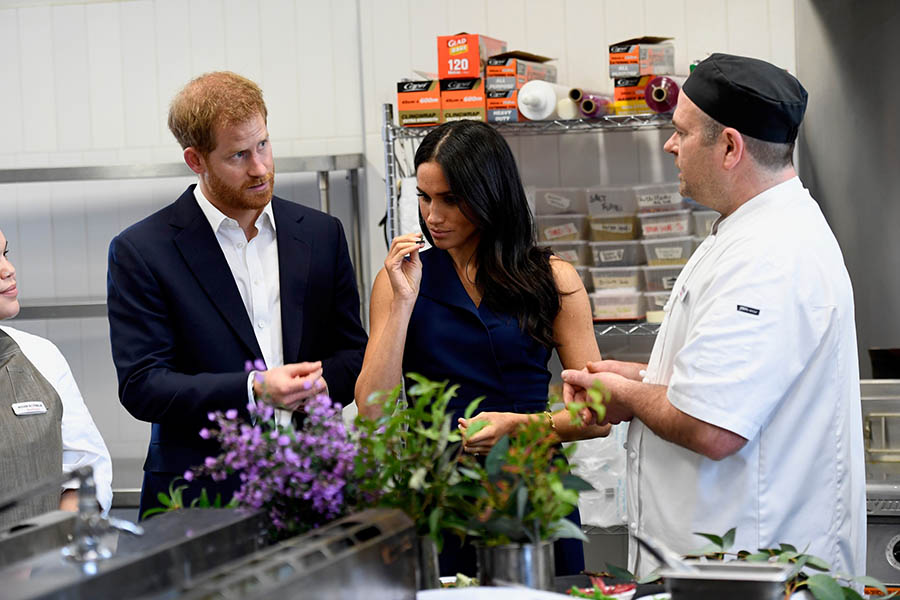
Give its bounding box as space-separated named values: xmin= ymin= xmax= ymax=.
xmin=184 ymin=360 xmax=357 ymax=540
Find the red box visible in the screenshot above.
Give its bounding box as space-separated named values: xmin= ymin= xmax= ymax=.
xmin=437 ymin=32 xmax=507 ymax=79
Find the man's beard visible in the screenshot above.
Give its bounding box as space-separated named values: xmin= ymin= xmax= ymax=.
xmin=207 ymin=166 xmax=275 ymax=211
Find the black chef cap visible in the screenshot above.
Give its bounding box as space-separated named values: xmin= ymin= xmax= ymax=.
xmin=682 ymin=53 xmax=808 ymax=143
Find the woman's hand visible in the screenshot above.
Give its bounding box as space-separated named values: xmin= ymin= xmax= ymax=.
xmin=384 ymin=233 xmax=425 ymax=304
xmin=458 ymin=411 xmax=526 ymax=455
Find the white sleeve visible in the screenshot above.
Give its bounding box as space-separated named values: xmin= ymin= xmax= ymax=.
xmin=48 ymin=345 xmax=114 ymax=515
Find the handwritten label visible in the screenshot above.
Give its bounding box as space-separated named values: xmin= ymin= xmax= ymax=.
xmin=662 ymin=276 xmax=678 ymax=290
xmin=596 ymin=249 xmax=625 ymax=263
xmin=557 ymin=249 xmax=579 ymax=262
xmin=637 ymin=192 xmax=679 ymax=209
xmin=593 ymin=275 xmax=639 ymax=290
xmin=593 ymin=222 xmax=633 ymax=234
xmin=544 ymin=222 xmax=579 ymax=240
xmin=655 ymin=247 xmax=684 ymax=260
xmin=544 ymin=193 xmax=571 ymax=210
xmin=589 ymin=193 xmax=624 ymax=213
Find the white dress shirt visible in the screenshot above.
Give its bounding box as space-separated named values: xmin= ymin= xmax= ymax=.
xmin=0 ymin=325 xmax=113 ymax=514
xmin=193 ymin=186 xmax=292 ymax=427
xmin=627 ymin=177 xmax=866 ymax=576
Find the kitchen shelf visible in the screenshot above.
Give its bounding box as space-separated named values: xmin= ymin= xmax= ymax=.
xmin=594 ymin=322 xmax=661 ymax=336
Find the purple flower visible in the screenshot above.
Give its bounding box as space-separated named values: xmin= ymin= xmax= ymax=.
xmin=199 ymin=428 xmax=211 ymax=440
xmin=225 ymin=408 xmax=238 ymax=420
xmin=254 ymin=358 xmax=267 ymax=371
xmin=183 ymin=470 xmax=194 ymax=482
xmin=244 ymin=360 xmax=254 ymax=373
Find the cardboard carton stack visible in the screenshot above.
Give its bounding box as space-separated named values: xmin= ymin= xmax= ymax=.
xmin=485 ymin=51 xmax=557 ymax=123
xmin=608 ymin=36 xmax=675 ymax=115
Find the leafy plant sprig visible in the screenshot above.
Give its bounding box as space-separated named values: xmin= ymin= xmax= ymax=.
xmin=141 ymin=478 xmax=235 ymax=519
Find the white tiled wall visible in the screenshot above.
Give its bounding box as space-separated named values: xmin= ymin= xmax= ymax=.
xmin=0 ymin=0 xmax=796 ymax=476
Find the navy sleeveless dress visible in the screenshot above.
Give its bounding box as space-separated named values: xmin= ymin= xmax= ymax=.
xmin=403 ymin=248 xmax=585 ymax=577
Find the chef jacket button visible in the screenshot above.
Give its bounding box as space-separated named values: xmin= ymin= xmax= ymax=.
xmin=237 ymin=242 xmax=245 ymax=249
xmin=622 ymin=441 xmax=629 ymax=450
xmin=630 ymin=522 xmax=637 ymax=531
xmin=629 ymin=451 xmax=637 ymax=459
xmin=257 ymin=320 xmax=265 ymax=329
xmin=253 ymin=279 xmax=260 ymax=286
xmin=642 ymin=377 xmax=650 ymax=384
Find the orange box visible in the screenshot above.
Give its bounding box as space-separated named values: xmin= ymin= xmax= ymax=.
xmin=486 ymin=89 xmax=522 ymax=123
xmin=440 ymin=78 xmax=485 ymax=122
xmin=396 ymin=80 xmax=441 ymax=127
xmin=438 ymin=32 xmax=507 ymax=79
xmin=612 ymin=99 xmax=651 ymax=115
xmin=614 ymin=75 xmax=653 ymax=102
xmin=609 ymin=36 xmax=674 ymax=78
xmin=485 ymin=51 xmax=557 ymax=91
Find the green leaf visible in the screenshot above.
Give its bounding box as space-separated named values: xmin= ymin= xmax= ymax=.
xmin=840 ymin=589 xmax=865 ymax=600
xmin=516 ymin=484 xmax=528 ymax=521
xmin=804 ymin=555 xmax=833 ymax=572
xmin=560 ymin=473 xmax=594 ymax=492
xmin=780 ymin=543 xmax=797 ymax=553
xmin=548 ymin=517 xmax=588 ymax=542
xmin=409 ymin=467 xmax=427 ymax=491
xmin=604 ymin=563 xmax=634 ymax=582
xmin=806 ymin=574 xmax=845 ymax=600
xmin=777 ymin=551 xmax=798 ymax=563
xmin=694 ymin=532 xmax=724 ymax=548
xmin=721 ymin=527 xmax=736 ymax=550
xmin=463 ymin=397 xmax=483 ymax=420
xmin=850 ymin=575 xmax=887 ymax=594
xmin=157 ymin=492 xmax=174 ymax=508
xmin=485 ymin=435 xmax=509 ymax=477
xmin=141 ymin=507 xmax=168 ymax=519
xmin=636 ymin=569 xmax=662 ymax=584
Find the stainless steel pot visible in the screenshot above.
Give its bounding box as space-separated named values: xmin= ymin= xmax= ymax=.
xmin=660 ymin=561 xmax=793 ymax=600
xmin=477 ymin=541 xmax=555 ymax=590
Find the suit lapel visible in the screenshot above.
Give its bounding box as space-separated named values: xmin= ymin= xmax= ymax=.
xmin=171 ymin=189 xmax=262 ymax=358
xmin=273 ymin=199 xmax=309 ymax=364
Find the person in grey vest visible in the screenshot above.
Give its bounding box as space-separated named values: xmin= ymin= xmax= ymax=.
xmin=0 ymin=227 xmax=112 ymax=530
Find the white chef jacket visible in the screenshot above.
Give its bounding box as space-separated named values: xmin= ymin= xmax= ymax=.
xmin=627 ymin=177 xmax=866 ymax=576
xmin=0 ymin=325 xmax=113 ymax=514
xmin=193 ymin=186 xmax=292 ymax=428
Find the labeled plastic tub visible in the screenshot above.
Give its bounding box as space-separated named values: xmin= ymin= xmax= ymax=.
xmin=642 ymin=265 xmax=683 ymax=291
xmin=589 ymin=266 xmax=643 ymax=291
xmin=538 ymin=241 xmax=591 ymax=266
xmin=638 ymin=209 xmax=691 ymax=238
xmin=641 ymin=235 xmax=694 ymax=265
xmin=589 ymin=214 xmax=639 ymax=241
xmin=532 ymin=187 xmax=588 ymax=215
xmin=589 ymin=240 xmax=645 ymax=267
xmin=634 ymin=183 xmax=683 ymax=213
xmin=537 ymin=214 xmax=588 ymax=242
xmin=586 ymin=185 xmax=637 ymax=216
xmin=575 ymin=266 xmax=592 ymax=292
xmin=691 ymin=210 xmax=720 ymax=236
xmin=644 ymin=291 xmax=671 ymax=324
xmin=589 ymin=290 xmax=645 ymax=321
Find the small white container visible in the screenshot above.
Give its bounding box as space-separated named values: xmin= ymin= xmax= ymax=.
xmin=589 ymin=290 xmax=645 ymax=321
xmin=536 ymin=214 xmax=588 ymax=242
xmin=691 ymin=209 xmax=720 ymax=236
xmin=532 ymin=187 xmax=588 ymax=215
xmin=633 ymin=183 xmax=683 ymax=213
xmin=638 ymin=209 xmax=692 ymax=238
xmin=642 ymin=265 xmax=683 ymax=291
xmin=641 ymin=235 xmax=694 ymax=266
xmin=538 ymin=241 xmax=591 ymax=266
xmin=589 ymin=266 xmax=643 ymax=292
xmin=575 ymin=265 xmax=592 ymax=292
xmin=586 ymin=185 xmax=638 ymax=216
xmin=589 ymin=240 xmax=645 ymax=267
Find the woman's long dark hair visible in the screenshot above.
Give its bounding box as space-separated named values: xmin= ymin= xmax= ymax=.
xmin=415 ymin=120 xmax=560 ymax=348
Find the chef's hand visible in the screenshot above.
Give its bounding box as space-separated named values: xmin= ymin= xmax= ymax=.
xmin=384 ymin=233 xmax=425 ymax=305
xmin=586 ymin=359 xmax=648 ymax=382
xmin=562 ymin=369 xmax=635 ymax=426
xmin=254 ymin=362 xmax=327 ymax=412
xmin=459 ymin=412 xmax=524 ymax=455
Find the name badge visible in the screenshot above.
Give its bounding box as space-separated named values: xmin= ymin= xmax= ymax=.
xmin=11 ymin=401 xmax=47 ymax=416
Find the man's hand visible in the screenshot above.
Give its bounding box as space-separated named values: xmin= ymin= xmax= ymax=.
xmin=254 ymin=361 xmax=327 ymax=412
xmin=458 ymin=412 xmax=526 ymax=455
xmin=586 ymin=359 xmax=647 ymax=382
xmin=562 ymin=369 xmax=635 ymax=426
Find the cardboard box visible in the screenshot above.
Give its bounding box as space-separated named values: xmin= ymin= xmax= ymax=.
xmin=438 ymin=33 xmax=507 ymax=79
xmin=608 ymin=36 xmax=674 ymax=78
xmin=485 ymin=51 xmax=557 ymax=91
xmin=613 ymin=75 xmax=653 ymax=102
xmin=440 ymin=78 xmax=485 ymax=122
xmin=396 ymin=81 xmax=441 ymax=127
xmin=486 ymin=89 xmax=521 ymax=123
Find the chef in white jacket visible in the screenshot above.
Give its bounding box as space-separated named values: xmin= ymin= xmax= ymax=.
xmin=562 ymin=53 xmax=866 ymax=577
xmin=0 ymin=227 xmax=112 ymax=529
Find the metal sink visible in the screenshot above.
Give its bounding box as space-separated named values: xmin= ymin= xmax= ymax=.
xmin=0 ymin=511 xmax=77 ymax=569
xmin=0 ymin=508 xmax=265 ymax=600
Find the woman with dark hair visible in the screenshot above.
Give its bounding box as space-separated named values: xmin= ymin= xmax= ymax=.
xmin=355 ymin=119 xmax=608 ymax=575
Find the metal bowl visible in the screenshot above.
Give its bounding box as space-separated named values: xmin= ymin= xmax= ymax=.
xmin=661 ymin=560 xmax=794 ymax=600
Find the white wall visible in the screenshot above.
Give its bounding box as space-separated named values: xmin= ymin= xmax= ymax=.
xmin=0 ymin=0 xmax=796 ymax=481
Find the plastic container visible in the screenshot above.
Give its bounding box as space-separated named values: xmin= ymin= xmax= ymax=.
xmin=644 ymin=291 xmax=671 ymax=324
xmin=575 ymin=266 xmax=593 ymax=292
xmin=589 ymin=214 xmax=640 ymax=241
xmin=641 ymin=235 xmax=694 ymax=265
xmin=638 ymin=209 xmax=691 ymax=238
xmin=589 ymin=266 xmax=643 ymax=292
xmin=642 ymin=265 xmax=683 ymax=291
xmin=536 ymin=214 xmax=588 ymax=242
xmin=589 ymin=240 xmax=645 ymax=267
xmin=532 ymin=187 xmax=588 ymax=215
xmin=589 ymin=290 xmax=645 ymax=321
xmin=538 ymin=241 xmax=591 ymax=266
xmin=691 ymin=209 xmax=720 ymax=236
xmin=633 ymin=183 xmax=683 ymax=213
xmin=586 ymin=185 xmax=637 ymax=216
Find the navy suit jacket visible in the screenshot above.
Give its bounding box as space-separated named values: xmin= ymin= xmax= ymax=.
xmin=107 ymin=185 xmax=367 ymax=513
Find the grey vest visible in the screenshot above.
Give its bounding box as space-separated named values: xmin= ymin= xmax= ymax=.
xmin=0 ymin=329 xmax=63 ymax=531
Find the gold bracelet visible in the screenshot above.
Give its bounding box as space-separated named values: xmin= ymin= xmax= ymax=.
xmin=544 ymin=410 xmax=557 ymax=433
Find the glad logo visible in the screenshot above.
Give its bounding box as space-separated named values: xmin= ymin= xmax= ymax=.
xmin=447 ymin=37 xmax=467 ymax=47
